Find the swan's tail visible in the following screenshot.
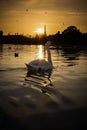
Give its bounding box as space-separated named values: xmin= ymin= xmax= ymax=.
xmin=25 ymin=63 xmax=28 ymax=68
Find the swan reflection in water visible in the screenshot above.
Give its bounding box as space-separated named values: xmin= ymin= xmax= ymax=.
xmin=24 ymin=41 xmax=53 ymax=93
xmin=24 ymin=69 xmax=53 ymax=93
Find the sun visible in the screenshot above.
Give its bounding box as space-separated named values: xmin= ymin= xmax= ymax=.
xmin=36 ymin=28 xmax=44 ymax=34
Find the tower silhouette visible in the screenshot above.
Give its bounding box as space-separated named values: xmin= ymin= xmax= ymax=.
xmin=44 ymin=24 xmax=47 ymax=36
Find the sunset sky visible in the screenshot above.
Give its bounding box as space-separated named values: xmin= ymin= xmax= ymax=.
xmin=0 ymin=0 xmax=87 ymax=36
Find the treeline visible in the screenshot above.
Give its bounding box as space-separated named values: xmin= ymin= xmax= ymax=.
xmin=48 ymin=26 xmax=87 ymax=47
xmin=0 ymin=26 xmax=87 ymax=46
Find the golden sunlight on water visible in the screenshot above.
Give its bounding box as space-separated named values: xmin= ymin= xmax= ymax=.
xmin=37 ymin=45 xmax=44 ymax=59
xmin=0 ymin=44 xmax=87 ymax=130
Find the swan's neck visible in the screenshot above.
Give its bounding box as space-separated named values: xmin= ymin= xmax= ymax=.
xmin=46 ymin=46 xmax=52 ymax=65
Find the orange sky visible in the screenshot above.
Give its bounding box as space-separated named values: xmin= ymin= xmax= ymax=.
xmin=0 ymin=0 xmax=87 ymax=36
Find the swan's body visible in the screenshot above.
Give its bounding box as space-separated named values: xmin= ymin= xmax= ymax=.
xmin=26 ymin=41 xmax=53 ymax=71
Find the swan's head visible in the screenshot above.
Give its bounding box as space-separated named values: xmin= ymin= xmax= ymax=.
xmin=45 ymin=41 xmax=52 ymax=48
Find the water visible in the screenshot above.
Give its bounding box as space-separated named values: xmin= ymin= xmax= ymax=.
xmin=0 ymin=43 xmax=87 ymax=119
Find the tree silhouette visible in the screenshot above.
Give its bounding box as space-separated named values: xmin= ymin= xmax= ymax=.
xmin=62 ymin=26 xmax=82 ymax=44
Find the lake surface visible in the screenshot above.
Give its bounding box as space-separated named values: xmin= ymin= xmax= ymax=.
xmin=0 ymin=43 xmax=87 ymax=129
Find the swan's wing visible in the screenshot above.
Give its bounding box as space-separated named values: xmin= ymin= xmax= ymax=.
xmin=39 ymin=60 xmax=53 ymax=71
xmin=26 ymin=59 xmax=52 ymax=71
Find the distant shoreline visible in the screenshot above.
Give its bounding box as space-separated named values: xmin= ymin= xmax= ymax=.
xmin=0 ymin=26 xmax=87 ymax=46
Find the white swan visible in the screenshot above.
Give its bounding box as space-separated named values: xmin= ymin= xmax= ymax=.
xmin=25 ymin=41 xmax=53 ymax=71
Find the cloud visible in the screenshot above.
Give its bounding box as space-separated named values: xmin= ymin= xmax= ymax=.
xmin=25 ymin=0 xmax=87 ymax=12
xmin=0 ymin=0 xmax=87 ymax=13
